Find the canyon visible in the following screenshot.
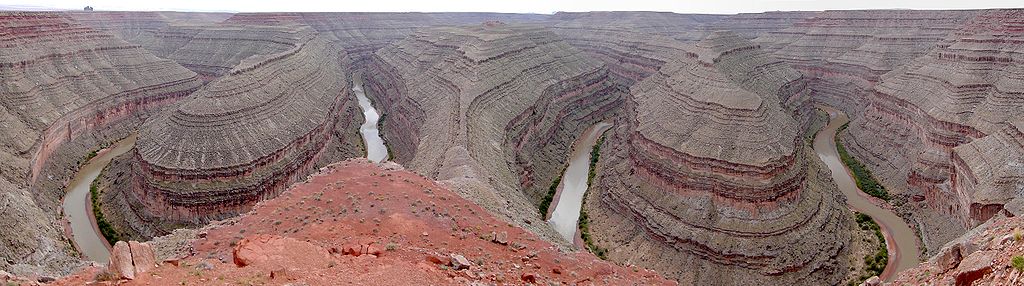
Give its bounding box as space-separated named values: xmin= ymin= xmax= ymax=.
xmin=0 ymin=7 xmax=1022 ymax=286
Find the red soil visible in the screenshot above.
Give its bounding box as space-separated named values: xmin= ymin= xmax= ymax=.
xmin=56 ymin=159 xmax=673 ymax=285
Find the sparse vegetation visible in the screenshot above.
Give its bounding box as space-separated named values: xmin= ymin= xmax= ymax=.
xmin=1012 ymin=256 xmax=1024 ymax=272
xmin=386 ymin=242 xmax=398 ymax=251
xmin=538 ymin=166 xmax=566 ymax=217
xmin=836 ymin=123 xmax=891 ymax=201
xmin=855 ymin=212 xmax=888 ymax=283
xmin=90 ymin=177 xmax=121 ymax=244
xmin=579 ymin=133 xmax=608 ymax=260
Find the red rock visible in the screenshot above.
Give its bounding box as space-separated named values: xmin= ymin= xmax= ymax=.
xmin=521 ymin=273 xmax=538 ymax=283
xmin=552 ymin=267 xmax=563 ymax=274
xmin=954 ymin=250 xmax=997 ymax=286
xmin=108 ymin=241 xmax=136 ymax=280
xmin=425 ymin=255 xmax=451 ymax=265
xmin=936 ymin=243 xmax=963 ymax=273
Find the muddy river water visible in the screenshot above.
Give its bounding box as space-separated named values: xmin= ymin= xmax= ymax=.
xmin=353 ymin=78 xmax=388 ymax=163
xmin=61 ymin=134 xmax=136 ymax=262
xmin=812 ymin=106 xmax=919 ymax=280
xmin=547 ymin=123 xmax=612 ymax=241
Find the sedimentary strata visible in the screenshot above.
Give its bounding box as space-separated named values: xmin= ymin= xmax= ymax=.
xmin=137 ymin=23 xmax=318 ymax=81
xmin=583 ymin=32 xmax=853 ymax=284
xmin=364 ymin=23 xmax=625 ymax=243
xmin=66 ymin=11 xmax=231 ymax=44
xmin=0 ymin=12 xmax=201 ymax=275
xmin=890 ymin=215 xmax=1024 ymax=286
xmin=224 ymin=13 xmax=549 ymax=67
xmin=114 ymin=30 xmax=359 ymax=238
xmin=839 ymin=10 xmax=1024 ymax=251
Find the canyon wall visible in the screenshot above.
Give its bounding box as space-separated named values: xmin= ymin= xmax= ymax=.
xmin=363 ymin=23 xmax=626 ymax=244
xmin=840 ymin=9 xmax=1024 ymax=252
xmin=66 ymin=11 xmax=231 ymax=44
xmin=224 ymin=13 xmax=549 ymax=68
xmin=108 ymin=28 xmax=361 ymax=239
xmin=136 ymin=23 xmax=316 ymax=81
xmin=0 ymin=12 xmax=201 ymax=275
xmin=581 ymin=31 xmax=853 ymax=284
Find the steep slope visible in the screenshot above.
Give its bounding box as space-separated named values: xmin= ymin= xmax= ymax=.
xmin=754 ymin=10 xmax=977 ymax=112
xmin=105 ymin=30 xmax=362 ymax=240
xmin=51 ymin=159 xmax=674 ymax=285
xmin=841 ymin=9 xmax=1024 ymax=252
xmin=584 ymin=31 xmax=853 ymax=285
xmin=364 ymin=23 xmax=625 ymax=244
xmin=0 ymin=12 xmax=201 ymax=275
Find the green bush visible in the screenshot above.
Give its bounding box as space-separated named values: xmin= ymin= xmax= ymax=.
xmin=90 ymin=180 xmax=121 ymax=244
xmin=578 ymin=133 xmax=608 ymax=260
xmin=1012 ymin=256 xmax=1024 ymax=272
xmin=854 ymin=212 xmax=888 ymax=280
xmin=836 ymin=123 xmax=891 ymax=201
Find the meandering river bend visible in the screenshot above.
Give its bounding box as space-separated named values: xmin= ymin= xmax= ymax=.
xmin=61 ymin=134 xmax=136 ymax=262
xmin=812 ymin=106 xmax=918 ymax=280
xmin=353 ymin=78 xmax=388 ymax=163
xmin=547 ymin=123 xmax=612 ymax=241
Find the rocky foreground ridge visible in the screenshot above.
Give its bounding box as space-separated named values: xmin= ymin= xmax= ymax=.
xmin=46 ymin=160 xmax=673 ymax=285
xmin=0 ymin=12 xmax=201 ymax=275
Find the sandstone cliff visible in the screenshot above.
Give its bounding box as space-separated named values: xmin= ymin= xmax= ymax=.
xmin=66 ymin=11 xmax=231 ymax=44
xmin=0 ymin=12 xmax=201 ymax=275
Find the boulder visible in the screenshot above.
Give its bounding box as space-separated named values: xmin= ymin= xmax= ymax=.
xmin=108 ymin=241 xmax=136 ymax=280
xmin=128 ymin=241 xmax=158 ymax=275
xmin=450 ymin=254 xmax=472 ymax=270
xmin=864 ymin=276 xmax=881 ymax=286
xmin=954 ymin=250 xmax=997 ymax=286
xmin=936 ymin=243 xmax=963 ymax=273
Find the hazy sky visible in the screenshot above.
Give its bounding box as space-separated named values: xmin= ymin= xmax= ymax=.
xmin=5 ymin=0 xmax=1022 ymax=14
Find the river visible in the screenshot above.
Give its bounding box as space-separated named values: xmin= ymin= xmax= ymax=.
xmin=353 ymin=78 xmax=388 ymax=163
xmin=61 ymin=134 xmax=136 ymax=262
xmin=812 ymin=106 xmax=918 ymax=280
xmin=547 ymin=123 xmax=612 ymax=241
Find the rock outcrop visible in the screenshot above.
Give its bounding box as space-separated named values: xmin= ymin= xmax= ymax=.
xmin=52 ymin=160 xmax=675 ymax=285
xmin=891 ymin=216 xmax=1024 ymax=285
xmin=109 ymin=29 xmax=361 ymax=239
xmin=0 ymin=11 xmax=201 ymax=275
xmin=107 ymin=241 xmax=157 ymax=280
xmin=364 ymin=24 xmax=626 ymax=244
xmin=581 ymin=31 xmax=853 ymax=284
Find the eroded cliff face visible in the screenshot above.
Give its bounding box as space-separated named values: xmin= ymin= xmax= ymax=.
xmin=364 ymin=23 xmax=626 ymax=244
xmin=109 ymin=30 xmax=362 ymax=240
xmin=66 ymin=11 xmax=231 ymax=44
xmin=582 ymin=32 xmax=853 ymax=285
xmin=839 ymin=9 xmax=1024 ymax=252
xmin=136 ymin=23 xmax=316 ymax=81
xmin=223 ymin=13 xmax=549 ymax=68
xmin=890 ymin=215 xmax=1024 ymax=286
xmin=0 ymin=12 xmax=201 ymax=275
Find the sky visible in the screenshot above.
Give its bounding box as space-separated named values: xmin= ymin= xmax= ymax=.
xmin=3 ymin=0 xmax=1022 ymax=14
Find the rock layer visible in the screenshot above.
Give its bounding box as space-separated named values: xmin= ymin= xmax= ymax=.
xmin=117 ymin=29 xmax=358 ymax=237
xmin=0 ymin=11 xmax=201 ymax=275
xmin=842 ymin=9 xmax=1024 ymax=236
xmin=583 ymin=32 xmax=852 ymax=284
xmin=364 ymin=23 xmax=625 ymax=244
